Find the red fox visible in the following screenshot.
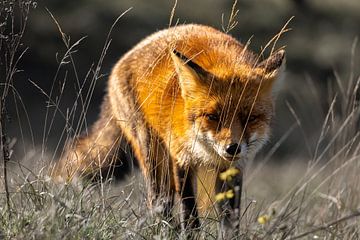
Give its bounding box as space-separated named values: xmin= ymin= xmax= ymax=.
xmin=53 ymin=24 xmax=285 ymax=236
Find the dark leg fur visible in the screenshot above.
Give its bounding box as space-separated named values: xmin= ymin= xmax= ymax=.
xmin=177 ymin=168 xmax=200 ymax=231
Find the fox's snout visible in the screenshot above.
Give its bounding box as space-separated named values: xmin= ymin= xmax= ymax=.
xmin=218 ymin=140 xmax=247 ymax=161
xmin=225 ymin=143 xmax=241 ymax=156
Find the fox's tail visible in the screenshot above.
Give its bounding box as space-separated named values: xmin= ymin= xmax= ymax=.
xmin=51 ymin=95 xmax=134 ymax=182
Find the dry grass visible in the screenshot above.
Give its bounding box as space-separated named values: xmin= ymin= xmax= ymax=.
xmin=1 ymin=154 xmax=359 ymax=239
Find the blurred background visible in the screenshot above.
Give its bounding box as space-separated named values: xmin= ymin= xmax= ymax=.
xmin=3 ymin=0 xmax=360 ymax=168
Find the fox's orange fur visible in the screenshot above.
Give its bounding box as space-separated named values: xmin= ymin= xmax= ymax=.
xmin=53 ymin=24 xmax=285 ymax=235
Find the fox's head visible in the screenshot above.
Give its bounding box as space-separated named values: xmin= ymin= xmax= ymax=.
xmin=171 ymin=48 xmax=285 ymax=166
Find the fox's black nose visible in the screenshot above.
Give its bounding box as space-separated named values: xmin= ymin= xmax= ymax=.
xmin=226 ymin=143 xmax=241 ymax=156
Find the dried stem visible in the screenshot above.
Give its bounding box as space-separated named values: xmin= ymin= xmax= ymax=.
xmin=0 ymin=0 xmax=36 ymax=218
xmin=290 ymin=209 xmax=360 ymax=239
xmin=221 ymin=0 xmax=239 ymax=33
xmin=0 ymin=99 xmax=11 ymax=217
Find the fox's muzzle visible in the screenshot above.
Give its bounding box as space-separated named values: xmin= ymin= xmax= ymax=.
xmin=225 ymin=143 xmax=241 ymax=156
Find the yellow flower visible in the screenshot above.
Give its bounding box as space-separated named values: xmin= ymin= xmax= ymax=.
xmin=219 ymin=167 xmax=240 ymax=181
xmin=215 ymin=190 xmax=235 ymax=202
xmin=225 ymin=189 xmax=234 ymax=199
xmin=257 ymin=214 xmax=270 ymax=224
xmin=215 ymin=192 xmax=226 ymax=201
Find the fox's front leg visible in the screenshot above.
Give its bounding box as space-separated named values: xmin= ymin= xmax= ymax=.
xmin=216 ymin=167 xmax=243 ymax=239
xmin=176 ymin=167 xmax=200 ymax=233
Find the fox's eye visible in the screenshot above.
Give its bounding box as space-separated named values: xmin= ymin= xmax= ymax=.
xmin=248 ymin=115 xmax=258 ymax=123
xmin=206 ymin=114 xmax=219 ymax=122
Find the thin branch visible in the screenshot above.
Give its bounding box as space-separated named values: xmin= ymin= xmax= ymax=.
xmin=1 ymin=98 xmax=11 ymax=217
xmin=168 ymin=0 xmax=178 ymax=27
xmin=290 ymin=209 xmax=360 ymax=239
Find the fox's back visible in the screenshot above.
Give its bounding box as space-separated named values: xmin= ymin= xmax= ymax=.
xmin=113 ymin=24 xmax=256 ymax=84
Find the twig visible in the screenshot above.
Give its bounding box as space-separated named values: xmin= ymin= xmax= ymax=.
xmin=289 ymin=209 xmax=360 ymax=239
xmin=0 ymin=0 xmax=35 ymax=219
xmin=1 ymin=99 xmax=11 ymax=218
xmin=221 ymin=0 xmax=239 ymax=33
xmin=168 ymin=0 xmax=178 ymax=27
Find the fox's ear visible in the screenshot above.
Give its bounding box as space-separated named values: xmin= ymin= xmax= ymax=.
xmin=257 ymin=50 xmax=286 ymax=94
xmin=171 ymin=49 xmax=208 ymax=99
xmin=257 ymin=49 xmax=286 ymax=77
